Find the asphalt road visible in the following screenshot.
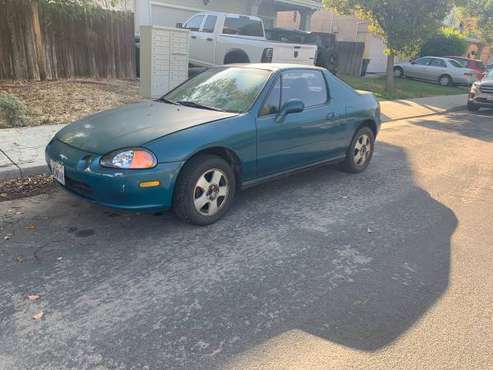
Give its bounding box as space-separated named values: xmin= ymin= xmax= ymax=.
xmin=1 ymin=110 xmax=492 ymax=369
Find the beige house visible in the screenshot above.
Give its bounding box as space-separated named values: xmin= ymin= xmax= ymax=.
xmin=134 ymin=0 xmax=322 ymax=31
xmin=277 ymin=9 xmax=389 ymax=73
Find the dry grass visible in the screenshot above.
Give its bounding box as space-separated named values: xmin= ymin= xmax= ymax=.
xmin=0 ymin=79 xmax=143 ymax=128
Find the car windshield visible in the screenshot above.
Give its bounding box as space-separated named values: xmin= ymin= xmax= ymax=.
xmin=448 ymin=59 xmax=464 ymax=68
xmin=163 ymin=68 xmax=271 ymax=113
xmin=487 ymin=70 xmax=493 ymax=79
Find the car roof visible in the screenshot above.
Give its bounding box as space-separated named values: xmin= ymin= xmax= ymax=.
xmin=222 ymin=63 xmax=326 ymax=72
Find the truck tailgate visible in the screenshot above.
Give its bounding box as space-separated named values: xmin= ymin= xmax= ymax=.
xmin=272 ymin=44 xmax=316 ymax=65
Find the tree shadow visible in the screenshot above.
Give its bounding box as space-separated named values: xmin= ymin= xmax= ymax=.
xmin=0 ymin=142 xmax=457 ymax=369
xmin=409 ymin=110 xmax=493 ymax=142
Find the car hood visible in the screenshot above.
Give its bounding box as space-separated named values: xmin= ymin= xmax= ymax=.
xmin=55 ymin=101 xmax=238 ymax=154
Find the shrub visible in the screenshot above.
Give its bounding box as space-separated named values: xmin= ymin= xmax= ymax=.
xmin=420 ymin=27 xmax=469 ymax=57
xmin=0 ymin=92 xmax=28 ymax=128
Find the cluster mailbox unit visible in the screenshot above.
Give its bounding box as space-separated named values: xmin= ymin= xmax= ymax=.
xmin=139 ymin=25 xmax=190 ymax=99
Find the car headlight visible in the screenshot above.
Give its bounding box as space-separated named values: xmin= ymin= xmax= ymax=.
xmin=471 ymin=82 xmax=480 ymax=94
xmin=100 ymin=148 xmax=157 ymax=169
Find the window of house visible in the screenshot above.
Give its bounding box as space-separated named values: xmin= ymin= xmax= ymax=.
xmin=183 ymin=15 xmax=205 ymax=31
xmin=281 ymin=70 xmax=328 ymax=108
xmin=202 ymin=15 xmax=217 ymax=33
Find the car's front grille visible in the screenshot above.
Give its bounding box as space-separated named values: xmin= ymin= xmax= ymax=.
xmin=65 ymin=176 xmax=94 ymax=198
xmin=479 ymin=84 xmax=493 ymax=94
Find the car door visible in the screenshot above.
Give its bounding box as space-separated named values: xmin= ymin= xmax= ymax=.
xmin=425 ymin=58 xmax=448 ymax=82
xmin=183 ymin=14 xmax=206 ymax=64
xmin=193 ymin=14 xmax=217 ymax=65
xmin=406 ymin=57 xmax=431 ymax=79
xmin=256 ymin=69 xmax=344 ymax=177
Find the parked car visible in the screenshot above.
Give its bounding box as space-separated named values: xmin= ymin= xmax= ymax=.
xmin=46 ymin=64 xmax=380 ymax=225
xmin=178 ymin=12 xmax=317 ymax=67
xmin=468 ymin=69 xmax=493 ymax=111
xmin=446 ymin=56 xmax=486 ymax=79
xmin=394 ymin=56 xmax=481 ymax=86
xmin=266 ymin=27 xmax=339 ymax=74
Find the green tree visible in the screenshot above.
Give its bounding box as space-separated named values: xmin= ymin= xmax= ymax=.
xmin=324 ymin=0 xmax=451 ymax=91
xmin=456 ymin=0 xmax=493 ymax=43
xmin=420 ymin=27 xmax=468 ymax=57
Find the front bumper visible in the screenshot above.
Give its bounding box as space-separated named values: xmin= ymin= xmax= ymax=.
xmin=469 ymin=93 xmax=493 ymax=108
xmin=45 ymin=139 xmax=183 ymax=211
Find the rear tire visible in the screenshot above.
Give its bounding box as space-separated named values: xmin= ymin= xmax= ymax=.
xmin=467 ymin=101 xmax=480 ymax=112
xmin=439 ymin=74 xmax=453 ymax=86
xmin=340 ymin=126 xmax=375 ymax=173
xmin=173 ymin=155 xmax=236 ymax=226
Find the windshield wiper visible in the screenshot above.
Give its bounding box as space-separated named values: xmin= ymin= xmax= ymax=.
xmin=157 ymin=97 xmax=178 ymax=105
xmin=176 ymin=100 xmax=222 ymax=111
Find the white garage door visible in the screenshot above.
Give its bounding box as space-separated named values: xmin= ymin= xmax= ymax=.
xmin=151 ymin=5 xmax=195 ymax=28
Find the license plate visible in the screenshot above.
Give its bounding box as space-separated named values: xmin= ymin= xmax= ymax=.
xmin=50 ymin=160 xmax=65 ymax=186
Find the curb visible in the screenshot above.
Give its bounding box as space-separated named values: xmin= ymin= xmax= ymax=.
xmin=0 ymin=105 xmax=468 ymax=182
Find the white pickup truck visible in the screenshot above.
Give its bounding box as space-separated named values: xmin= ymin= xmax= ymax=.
xmin=179 ymin=11 xmax=317 ymax=67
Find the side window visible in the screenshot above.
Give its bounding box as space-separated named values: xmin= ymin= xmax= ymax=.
xmin=223 ymin=16 xmax=264 ymax=37
xmin=260 ymin=76 xmax=281 ymax=116
xmin=430 ymin=59 xmax=446 ymax=67
xmin=183 ymin=15 xmax=204 ymax=31
xmin=281 ymin=70 xmax=328 ymax=108
xmin=202 ymin=15 xmax=217 ymax=33
xmin=415 ymin=58 xmax=431 ymax=66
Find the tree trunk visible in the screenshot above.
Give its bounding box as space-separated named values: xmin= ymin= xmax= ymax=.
xmin=31 ymin=0 xmax=46 ymax=80
xmin=385 ymin=53 xmax=395 ymax=92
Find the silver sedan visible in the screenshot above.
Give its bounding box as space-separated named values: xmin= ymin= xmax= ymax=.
xmin=394 ymin=57 xmax=480 ymax=86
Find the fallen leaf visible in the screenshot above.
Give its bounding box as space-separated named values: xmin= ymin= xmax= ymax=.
xmin=0 ymin=193 xmax=7 ymax=198
xmin=32 ymin=311 xmax=44 ymax=320
xmin=57 ymin=256 xmax=63 ymax=261
xmin=27 ymin=294 xmax=40 ymax=301
xmin=4 ymin=235 xmax=10 ymax=240
xmin=24 ymin=224 xmax=37 ymax=230
xmin=367 ymin=227 xmax=373 ymax=234
xmin=15 ymin=256 xmax=24 ymax=263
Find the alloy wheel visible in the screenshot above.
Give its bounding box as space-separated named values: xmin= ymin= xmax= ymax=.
xmin=193 ymin=168 xmax=229 ymax=216
xmin=353 ymin=134 xmax=372 ymax=166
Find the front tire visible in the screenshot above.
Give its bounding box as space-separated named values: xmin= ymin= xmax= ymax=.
xmin=340 ymin=126 xmax=375 ymax=173
xmin=173 ymin=155 xmax=236 ymax=225
xmin=394 ymin=67 xmax=404 ymax=78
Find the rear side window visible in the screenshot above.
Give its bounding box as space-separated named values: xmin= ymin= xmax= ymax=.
xmin=281 ymin=70 xmax=328 ymax=108
xmin=223 ymin=16 xmax=264 ymax=37
xmin=184 ymin=15 xmax=204 ymax=31
xmin=448 ymin=59 xmax=463 ymax=68
xmin=430 ymin=59 xmax=446 ymax=67
xmin=202 ymin=15 xmax=217 ymax=33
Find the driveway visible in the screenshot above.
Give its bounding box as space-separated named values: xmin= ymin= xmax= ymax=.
xmin=1 ymin=111 xmax=492 ymax=369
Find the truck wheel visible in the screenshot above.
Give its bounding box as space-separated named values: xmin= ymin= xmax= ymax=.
xmin=224 ymin=50 xmax=250 ymax=64
xmin=316 ymin=48 xmax=338 ymax=74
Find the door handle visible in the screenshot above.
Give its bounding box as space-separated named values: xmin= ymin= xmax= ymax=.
xmin=191 ymin=35 xmax=197 ymax=39
xmin=327 ymin=112 xmax=336 ymax=120
xmin=206 ymin=38 xmax=213 ymax=41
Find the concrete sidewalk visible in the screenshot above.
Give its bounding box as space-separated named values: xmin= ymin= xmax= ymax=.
xmin=0 ymin=94 xmax=468 ymax=180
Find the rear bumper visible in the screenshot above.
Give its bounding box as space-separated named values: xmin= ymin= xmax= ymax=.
xmin=46 ymin=139 xmax=183 ymax=211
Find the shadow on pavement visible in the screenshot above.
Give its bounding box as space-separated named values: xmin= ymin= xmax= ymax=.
xmin=0 ymin=141 xmax=457 ymax=369
xmin=409 ymin=109 xmax=493 ymax=142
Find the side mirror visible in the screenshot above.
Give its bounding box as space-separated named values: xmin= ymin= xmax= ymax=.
xmin=276 ymin=99 xmax=304 ymax=123
xmin=176 ymin=23 xmax=183 ymax=29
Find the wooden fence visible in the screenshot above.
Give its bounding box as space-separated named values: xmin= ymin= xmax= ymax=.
xmin=335 ymin=41 xmax=365 ymax=76
xmin=0 ymin=0 xmax=135 ymax=80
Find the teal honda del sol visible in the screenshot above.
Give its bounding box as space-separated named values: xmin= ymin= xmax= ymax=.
xmin=46 ymin=64 xmax=381 ymax=225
